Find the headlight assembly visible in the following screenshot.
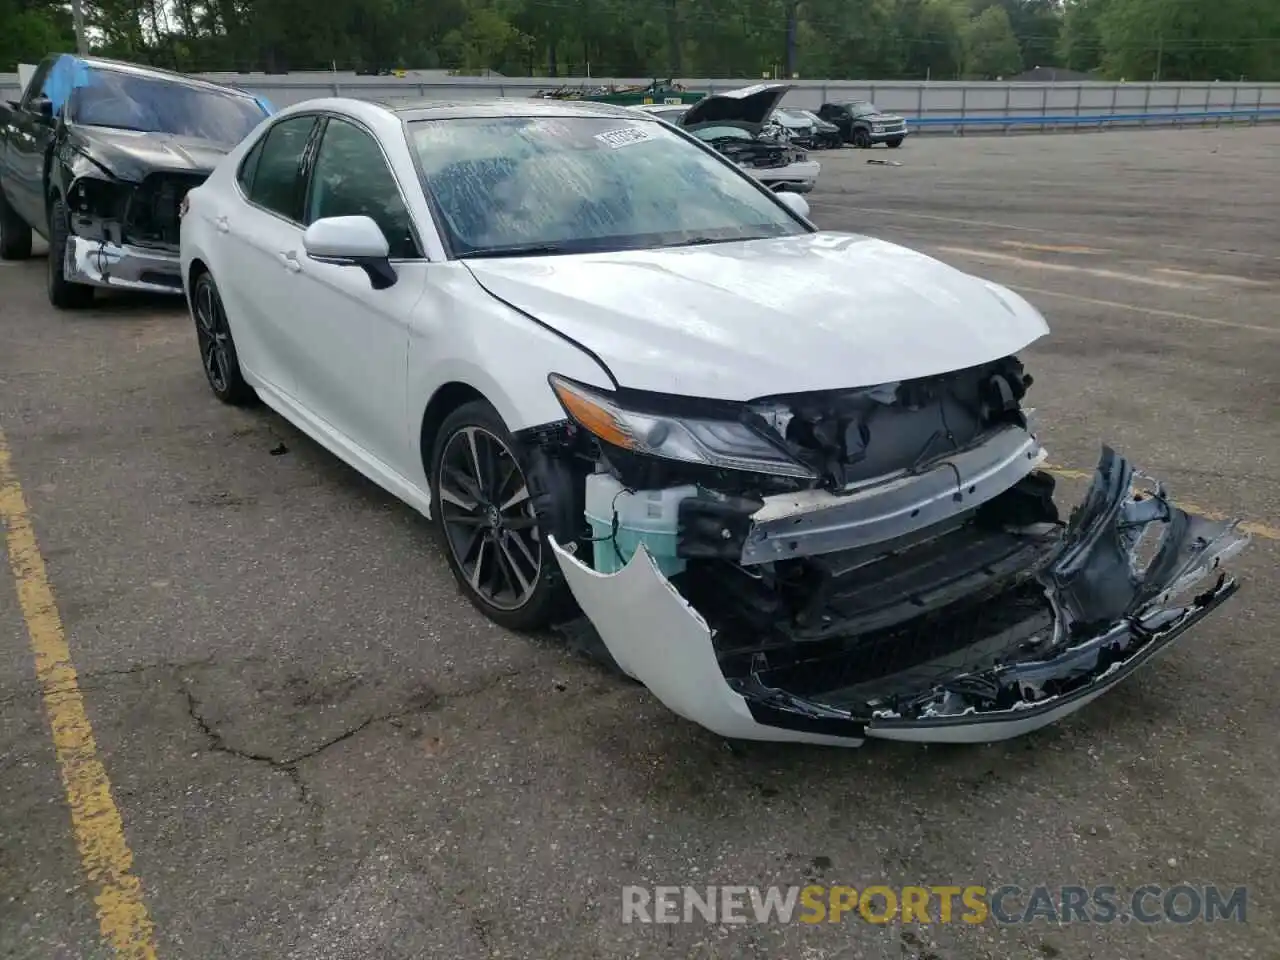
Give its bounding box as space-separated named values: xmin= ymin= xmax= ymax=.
xmin=548 ymin=375 xmax=816 ymax=479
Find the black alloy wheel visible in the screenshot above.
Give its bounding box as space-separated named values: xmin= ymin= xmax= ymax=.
xmin=439 ymin=425 xmax=541 ymax=610
xmin=192 ymin=271 xmax=255 ymax=405
xmin=431 ymin=401 xmax=574 ymax=631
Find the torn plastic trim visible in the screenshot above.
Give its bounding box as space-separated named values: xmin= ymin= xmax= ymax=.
xmin=740 ymin=423 xmax=1044 ymax=564
xmin=550 ymin=446 xmax=1249 ymax=746
xmin=548 ymin=536 xmax=866 ymax=745
xmin=864 ymin=575 xmax=1237 ymax=743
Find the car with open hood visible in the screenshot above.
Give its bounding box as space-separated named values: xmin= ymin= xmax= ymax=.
xmin=180 ymin=96 xmax=1249 ymax=748
xmin=818 ymin=99 xmax=909 ymax=148
xmin=636 ymin=84 xmax=820 ymax=193
xmin=0 ymin=54 xmax=271 ymax=308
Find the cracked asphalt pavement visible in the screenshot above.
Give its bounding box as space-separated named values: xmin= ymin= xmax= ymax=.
xmin=1 ymin=125 xmax=1278 ymax=959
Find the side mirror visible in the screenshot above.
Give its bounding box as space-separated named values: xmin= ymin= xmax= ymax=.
xmin=776 ymin=192 xmax=810 ymax=219
xmin=302 ymin=215 xmax=397 ymax=289
xmin=29 ymin=95 xmax=54 ymax=119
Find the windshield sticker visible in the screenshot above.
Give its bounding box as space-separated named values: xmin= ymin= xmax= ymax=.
xmin=594 ymin=126 xmax=655 ymax=149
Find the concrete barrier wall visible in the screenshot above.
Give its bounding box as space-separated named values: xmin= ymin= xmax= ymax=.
xmin=5 ymin=71 xmax=1280 ymax=131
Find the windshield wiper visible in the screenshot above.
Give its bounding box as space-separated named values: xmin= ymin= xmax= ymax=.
xmin=665 ymin=235 xmax=753 ymax=249
xmin=460 ymin=242 xmax=581 ymax=259
xmin=78 ymin=122 xmax=157 ymax=133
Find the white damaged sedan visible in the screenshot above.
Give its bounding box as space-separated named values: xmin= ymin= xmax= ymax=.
xmin=180 ymin=96 xmax=1249 ymax=747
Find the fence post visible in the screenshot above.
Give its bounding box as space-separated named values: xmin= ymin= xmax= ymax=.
xmin=1003 ymin=83 xmax=1011 ymax=135
xmin=1040 ymin=85 xmax=1048 ymax=133
xmin=917 ymin=83 xmax=924 ymax=124
xmin=1226 ymin=84 xmax=1237 ymax=127
xmin=1141 ymin=84 xmax=1151 ymax=127
xmin=1256 ymin=86 xmax=1264 ymax=125
xmin=959 ymin=85 xmax=966 ymax=137
xmin=1173 ymin=84 xmax=1182 ymax=126
xmin=331 ymin=81 xmax=340 ymax=96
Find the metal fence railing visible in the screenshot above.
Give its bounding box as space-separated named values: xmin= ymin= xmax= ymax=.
xmin=4 ymin=71 xmax=1280 ymax=135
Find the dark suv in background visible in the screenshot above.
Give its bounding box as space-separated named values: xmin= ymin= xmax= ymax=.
xmin=817 ymin=100 xmax=908 ymax=148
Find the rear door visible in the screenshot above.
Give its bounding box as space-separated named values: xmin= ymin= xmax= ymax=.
xmin=216 ymin=113 xmax=320 ymax=398
xmin=289 ymin=115 xmax=427 ymax=478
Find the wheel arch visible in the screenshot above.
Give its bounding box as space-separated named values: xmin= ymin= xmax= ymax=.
xmin=418 ymin=381 xmax=489 ymax=476
xmin=186 ymin=256 xmax=209 ymax=306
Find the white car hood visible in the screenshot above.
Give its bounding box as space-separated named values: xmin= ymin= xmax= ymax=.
xmin=464 ymin=231 xmax=1049 ymax=399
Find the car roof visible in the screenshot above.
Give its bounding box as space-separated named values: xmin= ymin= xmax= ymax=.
xmin=68 ymin=55 xmax=260 ymax=100
xmin=391 ymin=97 xmax=654 ymax=122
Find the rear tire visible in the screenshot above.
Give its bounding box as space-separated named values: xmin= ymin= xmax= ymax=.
xmin=887 ymin=137 xmax=904 ymax=149
xmin=430 ymin=400 xmax=576 ymax=632
xmin=0 ymin=190 xmax=32 ymax=260
xmin=191 ymin=270 xmax=256 ymax=405
xmin=47 ymin=197 xmax=94 ymax=309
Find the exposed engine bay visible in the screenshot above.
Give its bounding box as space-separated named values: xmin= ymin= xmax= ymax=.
xmin=67 ymin=170 xmax=203 ymax=249
xmin=529 ymin=355 xmax=1250 ymax=745
xmin=697 ymin=134 xmax=800 ymax=170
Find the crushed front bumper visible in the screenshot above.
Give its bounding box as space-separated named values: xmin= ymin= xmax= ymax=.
xmin=65 ymin=236 xmax=186 ymax=295
xmin=550 ymin=447 xmax=1249 ymax=746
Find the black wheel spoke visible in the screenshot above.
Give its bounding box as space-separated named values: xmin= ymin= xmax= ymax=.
xmin=505 ymin=530 xmax=538 ymax=582
xmin=439 ymin=464 xmax=482 ymax=508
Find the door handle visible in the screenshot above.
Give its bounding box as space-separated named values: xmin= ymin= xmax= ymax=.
xmin=215 ymin=215 xmax=229 ymax=233
xmin=277 ymin=251 xmax=301 ymax=273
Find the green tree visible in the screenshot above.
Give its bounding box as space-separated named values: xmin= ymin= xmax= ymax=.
xmin=1099 ymin=0 xmax=1280 ymax=81
xmin=1058 ymin=0 xmax=1108 ymax=73
xmin=962 ymin=4 xmax=1022 ymax=77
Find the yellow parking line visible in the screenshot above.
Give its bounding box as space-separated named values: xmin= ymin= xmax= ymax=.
xmin=1044 ymin=465 xmax=1278 ymax=541
xmin=0 ymin=428 xmax=159 ymax=960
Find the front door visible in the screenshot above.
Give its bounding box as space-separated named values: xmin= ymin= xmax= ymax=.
xmin=288 ymin=115 xmax=427 ymax=479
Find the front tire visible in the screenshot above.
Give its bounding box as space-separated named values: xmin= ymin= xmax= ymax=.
xmin=47 ymin=197 xmax=94 ymax=309
xmin=851 ymin=128 xmax=873 ymax=149
xmin=192 ymin=270 xmax=255 ymax=405
xmin=0 ymin=190 xmax=32 ymax=260
xmin=431 ymin=400 xmax=574 ymax=631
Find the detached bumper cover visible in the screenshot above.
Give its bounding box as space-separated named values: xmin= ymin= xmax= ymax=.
xmin=65 ymin=236 xmax=185 ymax=294
xmin=550 ymin=447 xmax=1249 ymax=746
xmin=754 ymin=159 xmax=821 ymax=193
